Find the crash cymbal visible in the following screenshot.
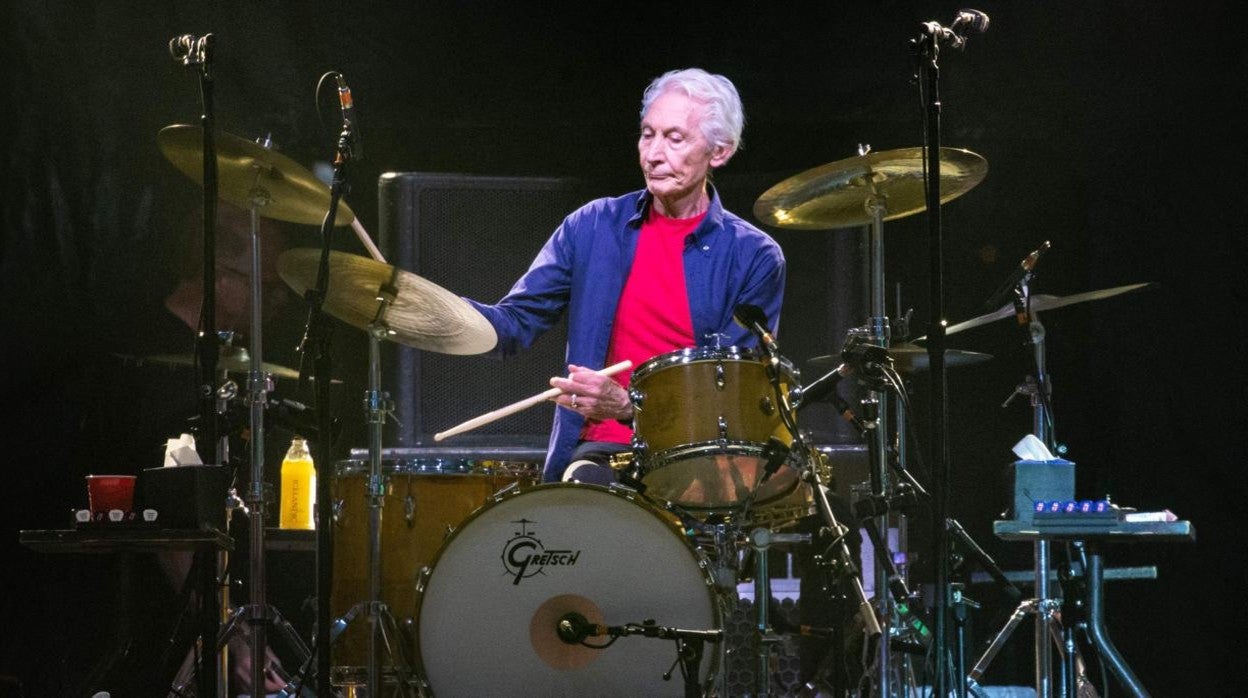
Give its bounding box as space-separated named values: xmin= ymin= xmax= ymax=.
xmin=754 ymin=147 xmax=988 ymax=230
xmin=941 ymin=282 xmax=1155 ymax=337
xmin=808 ymin=342 xmax=992 ymax=375
xmin=276 ymin=248 xmax=498 ymax=355
xmin=132 ymin=346 xmax=301 ymax=379
xmin=158 ymin=124 xmax=355 ymax=226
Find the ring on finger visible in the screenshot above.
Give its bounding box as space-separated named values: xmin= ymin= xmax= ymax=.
xmin=571 ymin=394 xmax=578 ymax=408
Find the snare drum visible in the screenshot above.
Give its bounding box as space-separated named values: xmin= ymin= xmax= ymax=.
xmin=415 ymin=483 xmax=722 ymax=697
xmin=330 ymin=457 xmax=539 ymax=671
xmin=630 ymin=346 xmax=799 ymax=514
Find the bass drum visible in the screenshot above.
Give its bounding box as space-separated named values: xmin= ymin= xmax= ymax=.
xmin=330 ymin=457 xmax=538 ymax=673
xmin=415 ymin=483 xmax=722 ymax=697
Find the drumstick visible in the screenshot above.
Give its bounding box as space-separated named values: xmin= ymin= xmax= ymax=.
xmin=434 ymin=360 xmax=632 ymax=442
xmin=351 ymin=217 xmax=387 ymax=264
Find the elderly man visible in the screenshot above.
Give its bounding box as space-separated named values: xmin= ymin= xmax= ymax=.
xmin=468 ymin=67 xmax=786 ymax=484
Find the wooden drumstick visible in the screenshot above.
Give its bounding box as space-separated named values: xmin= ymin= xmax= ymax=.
xmin=434 ymin=360 xmax=632 ymax=442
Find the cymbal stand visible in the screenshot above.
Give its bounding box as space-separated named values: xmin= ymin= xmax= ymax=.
xmin=326 ymin=277 xmax=417 ymax=697
xmin=861 ymin=152 xmax=899 ymax=696
xmin=965 ymin=281 xmax=1073 ymax=697
xmin=239 ymin=171 xmax=306 ymax=697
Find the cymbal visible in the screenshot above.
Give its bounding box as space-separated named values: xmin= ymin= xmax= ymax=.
xmin=132 ymin=346 xmax=301 ymax=379
xmin=754 ymin=147 xmax=988 ymax=230
xmin=276 ymin=248 xmax=498 ymax=355
xmin=158 ymin=124 xmax=355 ymax=227
xmin=942 ymin=282 xmax=1155 ymax=337
xmin=808 ymin=342 xmax=992 ymax=375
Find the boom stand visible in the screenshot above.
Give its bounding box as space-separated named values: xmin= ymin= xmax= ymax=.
xmin=328 ymin=282 xmax=416 ymax=697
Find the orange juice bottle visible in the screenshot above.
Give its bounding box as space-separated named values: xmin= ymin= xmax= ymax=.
xmin=279 ymin=436 xmax=316 ymax=529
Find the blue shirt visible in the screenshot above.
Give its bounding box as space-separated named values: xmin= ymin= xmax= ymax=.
xmin=465 ymin=186 xmax=786 ymax=481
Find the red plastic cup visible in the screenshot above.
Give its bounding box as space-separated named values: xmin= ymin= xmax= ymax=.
xmin=86 ymin=475 xmax=137 ymax=514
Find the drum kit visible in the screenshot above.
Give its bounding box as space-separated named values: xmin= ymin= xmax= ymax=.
xmin=149 ymin=109 xmax=1157 ymax=696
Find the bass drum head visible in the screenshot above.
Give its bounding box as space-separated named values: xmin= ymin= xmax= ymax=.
xmin=416 ymin=483 xmax=721 ymax=696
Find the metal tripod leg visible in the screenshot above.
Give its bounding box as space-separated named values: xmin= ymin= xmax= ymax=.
xmin=328 ymin=600 xmax=417 ymax=697
xmin=170 ymin=601 xmax=312 ymax=696
xmin=966 ymin=596 xmax=1096 ymax=698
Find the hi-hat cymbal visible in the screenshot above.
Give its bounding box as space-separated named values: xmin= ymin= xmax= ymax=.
xmin=277 ymin=248 xmax=498 ymax=355
xmin=808 ymin=342 xmax=992 ymax=375
xmin=131 ymin=346 xmax=301 ymax=379
xmin=941 ymin=282 xmax=1155 ymax=337
xmin=158 ymin=124 xmax=355 ymax=227
xmin=754 ymin=147 xmax=988 ymax=230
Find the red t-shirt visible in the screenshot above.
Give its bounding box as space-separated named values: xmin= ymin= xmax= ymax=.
xmin=581 ymin=208 xmax=703 ymax=443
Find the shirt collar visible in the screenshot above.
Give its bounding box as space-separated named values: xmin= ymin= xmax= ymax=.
xmin=631 ymin=185 xmax=725 ymax=241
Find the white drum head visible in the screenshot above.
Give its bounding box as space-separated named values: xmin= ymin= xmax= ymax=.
xmin=417 ymin=483 xmax=721 ymax=696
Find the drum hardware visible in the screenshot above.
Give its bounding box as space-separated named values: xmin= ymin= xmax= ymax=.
xmin=556 ymin=613 xmax=725 ymax=698
xmin=757 ymin=135 xmax=990 ymax=695
xmin=161 ymin=118 xmax=379 ymax=694
xmin=278 ymin=244 xmax=500 ymax=696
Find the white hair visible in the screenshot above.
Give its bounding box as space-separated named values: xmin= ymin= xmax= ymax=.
xmin=640 ymin=68 xmax=744 ymax=154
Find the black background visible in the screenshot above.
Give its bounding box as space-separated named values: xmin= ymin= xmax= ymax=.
xmin=2 ymin=2 xmax=1244 ymax=695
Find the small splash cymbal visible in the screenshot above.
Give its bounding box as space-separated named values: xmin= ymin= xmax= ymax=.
xmin=941 ymin=282 xmax=1155 ymax=337
xmin=158 ymin=124 xmax=355 ymax=227
xmin=754 ymin=147 xmax=988 ymax=230
xmin=276 ymin=248 xmax=498 ymax=355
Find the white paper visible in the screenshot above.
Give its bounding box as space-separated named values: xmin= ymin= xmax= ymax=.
xmin=163 ymin=432 xmax=203 ymax=467
xmin=1012 ymin=433 xmax=1056 ymax=462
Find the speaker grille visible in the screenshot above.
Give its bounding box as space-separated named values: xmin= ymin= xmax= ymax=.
xmin=378 ymin=172 xmax=586 ymax=447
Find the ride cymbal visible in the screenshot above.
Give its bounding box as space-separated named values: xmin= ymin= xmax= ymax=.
xmin=754 ymin=147 xmax=988 ymax=230
xmin=276 ymin=248 xmax=498 ymax=355
xmin=158 ymin=124 xmax=355 ymax=227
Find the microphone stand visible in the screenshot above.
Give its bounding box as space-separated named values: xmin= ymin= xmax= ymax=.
xmin=299 ymin=121 xmax=354 ymax=698
xmin=168 ymin=33 xmax=220 ymax=697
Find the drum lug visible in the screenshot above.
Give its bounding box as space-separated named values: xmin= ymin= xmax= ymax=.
xmin=715 ymin=361 xmax=725 ymax=390
xmin=759 ymin=395 xmax=775 ymax=416
xmin=331 ymin=497 xmax=344 ymax=524
xmin=717 ymin=415 xmax=729 ymax=444
xmin=629 ymin=386 xmax=644 ymax=411
xmin=405 ymin=494 xmax=416 ymax=527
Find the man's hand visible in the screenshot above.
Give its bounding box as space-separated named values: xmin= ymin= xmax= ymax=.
xmin=550 ymin=364 xmax=633 ymax=421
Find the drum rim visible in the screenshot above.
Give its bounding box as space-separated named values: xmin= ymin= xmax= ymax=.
xmin=631 ymin=345 xmax=798 ymax=381
xmin=333 ymin=457 xmax=541 ymax=477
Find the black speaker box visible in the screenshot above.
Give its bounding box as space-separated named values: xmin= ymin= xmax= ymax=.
xmin=377 ymin=172 xmax=587 ymax=448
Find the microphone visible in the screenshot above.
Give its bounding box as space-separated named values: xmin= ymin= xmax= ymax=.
xmin=335 ymin=72 xmax=364 ymax=160
xmin=168 ymin=33 xmax=212 ymax=66
xmin=981 ymin=240 xmax=1051 ymax=311
xmin=952 ymin=9 xmax=990 ymax=34
xmin=757 ymin=436 xmax=791 ymax=486
xmin=795 ymin=362 xmax=850 ymax=408
xmin=732 ymin=304 xmax=779 ymax=356
xmin=556 ymin=612 xmax=605 ymax=644
xmin=922 ymin=8 xmax=989 ymax=50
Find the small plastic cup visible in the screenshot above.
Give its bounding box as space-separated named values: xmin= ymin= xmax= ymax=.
xmin=86 ymin=475 xmax=137 ymax=515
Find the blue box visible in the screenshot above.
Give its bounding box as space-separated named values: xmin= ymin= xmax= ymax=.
xmin=1009 ymin=459 xmax=1075 ymax=522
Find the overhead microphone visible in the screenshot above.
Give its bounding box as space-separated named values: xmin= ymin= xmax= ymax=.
xmin=335 ymin=72 xmax=364 ymax=160
xmin=168 ymin=33 xmax=212 ymax=66
xmin=982 ymin=240 xmax=1051 ymax=311
xmin=923 ymin=8 xmax=990 ymax=50
xmin=952 ymin=9 xmax=991 ymax=34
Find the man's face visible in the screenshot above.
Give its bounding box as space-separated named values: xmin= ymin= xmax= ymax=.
xmin=638 ymin=90 xmax=730 ymax=208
